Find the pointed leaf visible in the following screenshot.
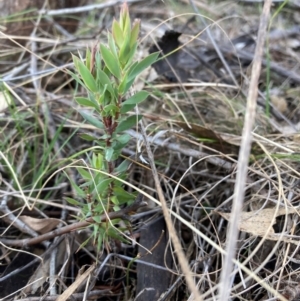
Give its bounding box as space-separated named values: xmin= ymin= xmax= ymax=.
xmin=79 ymin=111 xmax=104 ymax=130
xmin=103 ymin=104 xmax=119 ymax=115
xmin=115 ymin=159 xmax=130 ymax=174
xmin=124 ymin=42 xmax=137 ymax=69
xmin=79 ymin=133 xmax=99 ymax=142
xmin=67 ymin=69 xmax=85 ymax=87
xmin=122 ymin=91 xmax=149 ymax=105
xmin=75 ymin=97 xmax=98 ymax=109
xmin=92 ymin=153 xmax=103 ymax=170
xmin=121 ymin=91 xmax=148 ymax=113
xmin=116 ymin=133 xmax=131 ymax=144
xmin=94 ymin=178 xmax=113 ymax=196
xmin=96 ymin=69 xmax=114 ymax=96
xmin=112 ymin=19 xmax=124 ymax=48
xmin=108 ymin=32 xmax=118 ymax=58
xmin=130 ymin=19 xmax=140 ymax=48
xmin=119 ymin=33 xmax=131 ymax=66
xmin=115 ymin=115 xmax=142 ymax=133
xmin=64 ymin=172 xmax=86 ymax=198
xmin=123 ymin=77 xmax=135 ymax=95
xmin=65 ymin=197 xmax=81 ymax=206
xmin=128 ymin=52 xmax=160 ymax=81
xmin=77 ymin=167 xmax=92 ymax=180
xmin=105 ymin=147 xmax=114 ymax=161
xmin=85 ymin=47 xmax=92 ymax=72
xmin=107 ymin=226 xmax=128 ymax=243
xmin=75 ymin=58 xmax=98 ymax=92
xmin=100 ymin=44 xmax=121 ymax=79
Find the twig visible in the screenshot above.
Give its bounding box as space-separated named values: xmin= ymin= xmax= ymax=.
xmin=0 ymin=236 xmax=65 ymax=284
xmin=189 ymin=0 xmax=238 ymax=86
xmin=15 ymin=289 xmax=113 ymax=301
xmin=126 ymin=129 xmax=234 ymax=170
xmin=38 ymin=0 xmax=147 ymax=16
xmin=139 ymin=121 xmax=203 ymax=301
xmin=0 ymin=194 xmax=147 ymax=247
xmin=218 ymin=1 xmax=273 ymax=300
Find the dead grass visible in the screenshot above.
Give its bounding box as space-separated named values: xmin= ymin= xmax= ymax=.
xmin=1 ymin=0 xmax=300 ymax=300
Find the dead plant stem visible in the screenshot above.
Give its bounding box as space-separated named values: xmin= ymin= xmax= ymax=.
xmin=139 ymin=120 xmax=203 ymax=301
xmin=218 ymin=1 xmax=273 ymax=300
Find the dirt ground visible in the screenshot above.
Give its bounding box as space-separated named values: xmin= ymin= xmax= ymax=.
xmin=1 ymin=0 xmax=300 ymax=300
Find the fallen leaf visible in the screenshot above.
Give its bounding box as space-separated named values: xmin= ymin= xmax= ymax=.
xmin=217 ymin=207 xmax=299 ymax=245
xmin=271 ymin=95 xmax=288 ymax=113
xmin=56 ymin=264 xmax=96 ymax=301
xmin=19 ymin=216 xmax=61 ymax=234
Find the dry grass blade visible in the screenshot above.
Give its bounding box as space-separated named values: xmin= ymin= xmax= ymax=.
xmin=218 ymin=0 xmax=275 ymax=300
xmin=140 ymin=121 xmax=203 ymax=301
xmin=56 ymin=263 xmax=95 ymax=301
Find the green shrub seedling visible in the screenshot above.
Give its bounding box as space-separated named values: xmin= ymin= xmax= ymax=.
xmin=68 ymin=3 xmax=159 ymax=251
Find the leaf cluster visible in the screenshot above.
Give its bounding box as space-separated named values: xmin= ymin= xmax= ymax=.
xmin=67 ymin=4 xmax=159 ymax=251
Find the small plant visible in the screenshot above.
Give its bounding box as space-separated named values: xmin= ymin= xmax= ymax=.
xmin=67 ymin=3 xmax=159 ymax=251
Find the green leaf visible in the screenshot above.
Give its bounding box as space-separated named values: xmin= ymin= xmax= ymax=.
xmin=120 ymin=2 xmax=130 ymax=32
xmin=103 ymin=104 xmax=119 ymax=115
xmin=111 ymin=195 xmax=119 ymax=205
xmin=118 ymin=72 xmax=130 ymax=95
xmin=112 ymin=19 xmax=124 ymax=49
xmin=97 ymin=85 xmax=108 ymax=106
xmin=85 ymin=47 xmax=92 ymax=72
xmin=75 ymin=97 xmax=98 ymax=110
xmin=112 ymin=140 xmax=128 ymax=152
xmin=95 ymin=50 xmax=102 ymax=70
xmin=128 ymin=52 xmax=160 ymax=81
xmin=121 ymin=91 xmax=148 ymax=113
xmin=94 ymin=177 xmax=113 ymax=196
xmin=67 ymin=69 xmax=85 ymax=87
xmin=119 ymin=34 xmax=130 ymax=66
xmin=72 ymin=54 xmax=80 ymax=71
xmin=82 ymin=203 xmax=91 ymax=216
xmin=105 ymin=147 xmax=114 ymax=161
xmin=111 ymin=134 xmax=131 ymax=151
xmin=116 ymin=133 xmax=131 ymax=144
xmin=77 ymin=167 xmax=92 ymax=180
xmin=79 ymin=133 xmax=98 ymax=141
xmin=93 ymin=216 xmax=102 ymax=223
xmin=74 ymin=57 xmax=98 ymax=92
xmin=92 ymin=153 xmax=103 ymax=169
xmin=123 ymin=77 xmax=135 ymax=95
xmin=120 ymin=104 xmax=134 ymax=114
xmin=79 ymin=111 xmax=104 ymax=130
xmin=113 ymin=186 xmax=136 ymax=202
xmin=130 ymin=20 xmax=140 ymax=48
xmin=107 ymin=226 xmax=128 ymax=243
xmin=65 ymin=197 xmax=81 ymax=206
xmin=108 ymin=32 xmax=118 ymax=58
xmin=115 ymin=159 xmax=130 ymax=174
xmin=63 ymin=171 xmax=86 ymax=198
xmin=124 ymin=91 xmax=149 ymax=106
xmin=78 ymin=236 xmax=92 ymax=251
xmin=115 ymin=115 xmax=142 ymax=133
xmin=124 ymin=42 xmax=137 ymax=69
xmin=113 ymin=205 xmax=121 ymax=211
xmin=93 ymin=204 xmax=106 ymax=216
xmin=100 ymin=44 xmax=121 ymax=79
xmin=96 ymin=69 xmax=114 ymax=96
